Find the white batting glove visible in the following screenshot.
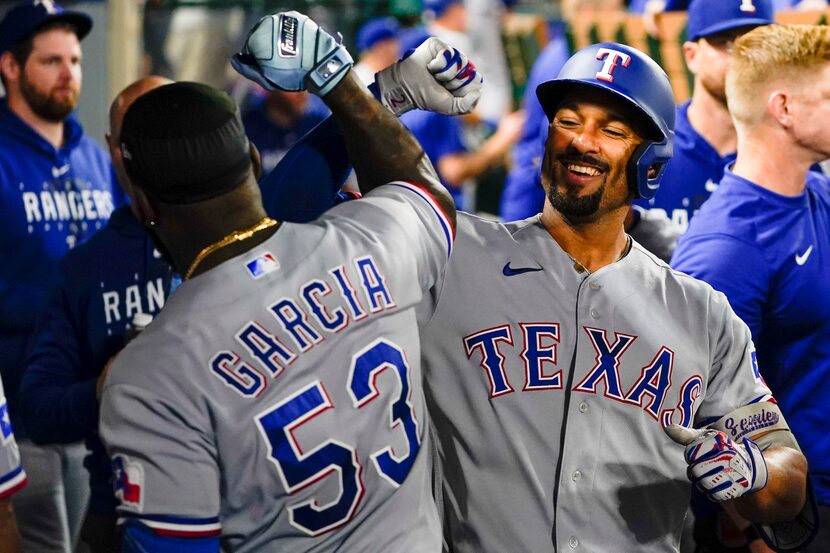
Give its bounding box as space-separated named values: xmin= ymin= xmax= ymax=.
xmin=231 ymin=11 xmax=353 ymax=97
xmin=375 ymin=37 xmax=482 ymax=116
xmin=665 ymin=425 xmax=768 ymax=502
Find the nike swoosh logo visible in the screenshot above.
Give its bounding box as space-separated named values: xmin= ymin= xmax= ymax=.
xmin=704 ymin=179 xmax=719 ymax=193
xmin=795 ymin=245 xmax=813 ymax=265
xmin=52 ymin=164 xmax=69 ymax=178
xmin=503 ymin=262 xmax=543 ymax=276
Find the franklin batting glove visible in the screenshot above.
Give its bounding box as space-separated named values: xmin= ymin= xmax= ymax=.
xmin=375 ymin=37 xmax=483 ymax=116
xmin=231 ymin=11 xmax=353 ymax=97
xmin=665 ymin=424 xmax=768 ymax=502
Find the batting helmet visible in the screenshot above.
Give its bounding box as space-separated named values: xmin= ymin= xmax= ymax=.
xmin=536 ymin=42 xmax=675 ymax=200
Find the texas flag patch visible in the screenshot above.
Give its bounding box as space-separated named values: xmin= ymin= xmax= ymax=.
xmin=245 ymin=252 xmax=280 ymax=279
xmin=113 ymin=455 xmax=144 ymax=511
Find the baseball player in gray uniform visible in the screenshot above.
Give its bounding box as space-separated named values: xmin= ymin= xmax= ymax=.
xmin=98 ymin=11 xmax=482 ymax=553
xmin=417 ymin=43 xmax=813 ymax=552
xmin=0 ymin=376 xmax=26 ymax=553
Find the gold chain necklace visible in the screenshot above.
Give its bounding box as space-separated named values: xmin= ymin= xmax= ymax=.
xmin=569 ymin=235 xmax=632 ymax=274
xmin=184 ymin=217 xmax=278 ymax=280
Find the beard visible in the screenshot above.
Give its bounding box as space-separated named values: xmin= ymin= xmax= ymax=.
xmin=545 ymin=150 xmax=610 ymax=219
xmin=19 ymin=72 xmax=78 ymax=122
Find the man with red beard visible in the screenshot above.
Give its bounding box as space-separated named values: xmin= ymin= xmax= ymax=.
xmin=0 ymin=1 xmax=124 ymax=551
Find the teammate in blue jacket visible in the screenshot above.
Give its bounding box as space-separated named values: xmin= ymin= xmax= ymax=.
xmin=633 ymin=0 xmax=774 ymax=236
xmin=18 ymin=76 xmax=174 ymax=552
xmin=0 ymin=2 xmax=125 ymax=550
xmin=672 ymin=24 xmax=830 ymax=551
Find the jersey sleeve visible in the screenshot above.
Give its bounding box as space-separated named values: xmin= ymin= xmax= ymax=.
xmin=320 ymin=182 xmax=454 ymax=296
xmin=0 ymin=378 xmax=27 ymax=499
xmin=672 ymin=233 xmax=769 ymax=340
xmin=695 ymin=289 xmax=773 ymax=426
xmin=99 ymin=381 xmax=221 ymax=540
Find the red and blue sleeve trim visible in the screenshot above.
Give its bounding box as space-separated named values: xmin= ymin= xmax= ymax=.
xmin=0 ymin=465 xmax=27 ymax=499
xmin=118 ymin=512 xmax=221 ymax=538
xmin=388 ymin=181 xmax=455 ymax=258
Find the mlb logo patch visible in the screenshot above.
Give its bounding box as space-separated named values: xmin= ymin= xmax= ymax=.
xmin=246 ymin=252 xmax=280 ymax=279
xmin=113 ymin=455 xmax=144 ymax=511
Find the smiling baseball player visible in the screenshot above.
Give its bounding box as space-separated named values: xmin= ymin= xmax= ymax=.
xmin=257 ymin=40 xmax=814 ymax=552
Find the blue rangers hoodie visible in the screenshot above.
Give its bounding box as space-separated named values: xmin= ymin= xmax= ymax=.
xmin=19 ymin=205 xmax=172 ymax=514
xmin=0 ymin=98 xmax=125 ymax=437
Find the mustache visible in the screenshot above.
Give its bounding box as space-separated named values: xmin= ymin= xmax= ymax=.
xmin=556 ymin=151 xmax=610 ymax=173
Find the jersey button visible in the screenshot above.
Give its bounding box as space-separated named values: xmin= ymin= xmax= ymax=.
xmin=569 ymin=536 xmax=579 ymax=548
xmin=589 ymin=281 xmax=601 ymax=291
xmin=572 ymin=470 xmax=582 ymax=481
xmin=590 ymin=308 xmax=600 ymax=319
xmin=578 ymin=401 xmax=588 ymax=413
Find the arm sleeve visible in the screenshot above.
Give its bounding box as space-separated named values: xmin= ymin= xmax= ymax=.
xmin=0 ymin=379 xmax=27 ymax=499
xmin=258 ymin=116 xmax=352 ymax=223
xmin=695 ymin=289 xmax=773 ymax=425
xmin=671 ymin=233 xmax=769 ymax=340
xmin=121 ymin=519 xmax=218 ymax=553
xmin=100 ymin=381 xmax=221 ymax=540
xmin=18 ymin=274 xmax=99 ymax=444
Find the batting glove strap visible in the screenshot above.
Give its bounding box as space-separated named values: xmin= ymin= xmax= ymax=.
xmin=685 ymin=431 xmax=769 ymax=502
xmin=231 ymin=11 xmax=353 ymax=97
xmin=375 ymin=37 xmax=482 ymax=116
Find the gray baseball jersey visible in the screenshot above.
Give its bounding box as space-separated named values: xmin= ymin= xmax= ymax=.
xmin=100 ymin=183 xmax=453 ymax=552
xmin=419 ymin=213 xmax=772 ymax=552
xmin=0 ymin=377 xmax=26 ymax=499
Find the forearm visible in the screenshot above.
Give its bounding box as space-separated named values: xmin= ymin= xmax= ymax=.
xmin=732 ymin=446 xmax=807 ymax=523
xmin=322 ymin=72 xmax=456 ymax=225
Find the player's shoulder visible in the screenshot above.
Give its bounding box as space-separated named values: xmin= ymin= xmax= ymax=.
xmin=629 ymin=240 xmax=726 ymax=306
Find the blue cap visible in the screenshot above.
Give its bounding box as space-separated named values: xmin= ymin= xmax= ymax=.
xmin=423 ymin=0 xmax=463 ymax=17
xmin=686 ymin=0 xmax=773 ymax=41
xmin=356 ymin=17 xmax=401 ymax=52
xmin=0 ymin=0 xmax=92 ymax=53
xmin=399 ymin=26 xmax=430 ymax=52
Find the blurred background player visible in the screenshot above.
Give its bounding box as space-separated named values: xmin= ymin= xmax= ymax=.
xmin=633 ymin=0 xmax=774 ymax=237
xmin=352 ymin=16 xmax=401 ymax=84
xmin=0 ymin=1 xmax=125 ymax=550
xmin=18 ymin=76 xmax=175 ymax=553
xmin=241 ymin=89 xmax=330 ymax=174
xmin=673 ymin=23 xmax=830 ymax=552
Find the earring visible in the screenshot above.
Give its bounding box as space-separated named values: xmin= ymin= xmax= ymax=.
xmin=144 ymin=220 xmax=156 ymax=228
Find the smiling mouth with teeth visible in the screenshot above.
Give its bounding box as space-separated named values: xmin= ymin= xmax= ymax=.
xmin=567 ymin=163 xmax=603 ymax=177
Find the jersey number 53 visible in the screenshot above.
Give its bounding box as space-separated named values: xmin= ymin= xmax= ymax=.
xmin=254 ymin=338 xmax=420 ymax=536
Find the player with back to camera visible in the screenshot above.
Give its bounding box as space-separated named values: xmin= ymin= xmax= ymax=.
xmin=256 ymin=40 xmax=815 ymax=552
xmin=99 ymin=10 xmax=484 ymax=553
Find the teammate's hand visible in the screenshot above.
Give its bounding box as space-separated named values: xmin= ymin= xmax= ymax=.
xmin=375 ymin=37 xmax=483 ymax=116
xmin=231 ymin=11 xmax=353 ymax=97
xmin=665 ymin=425 xmax=768 ymax=502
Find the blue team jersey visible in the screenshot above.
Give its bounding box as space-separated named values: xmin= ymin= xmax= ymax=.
xmin=19 ymin=206 xmax=173 ymax=515
xmin=400 ymin=110 xmax=467 ymax=210
xmin=0 ymin=100 xmax=124 ymax=436
xmin=634 ymin=102 xmax=735 ymax=235
xmin=672 ymin=168 xmax=830 ymax=505
xmin=242 ymin=96 xmax=330 ymax=174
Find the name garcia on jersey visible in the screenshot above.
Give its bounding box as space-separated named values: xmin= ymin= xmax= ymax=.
xmin=210 ymin=255 xmax=396 ymax=398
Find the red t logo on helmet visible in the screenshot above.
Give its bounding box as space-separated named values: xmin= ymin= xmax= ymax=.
xmin=595 ymin=48 xmax=632 ymax=83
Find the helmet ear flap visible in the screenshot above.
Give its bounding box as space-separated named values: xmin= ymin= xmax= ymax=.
xmin=627 ymin=134 xmax=674 ymax=200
